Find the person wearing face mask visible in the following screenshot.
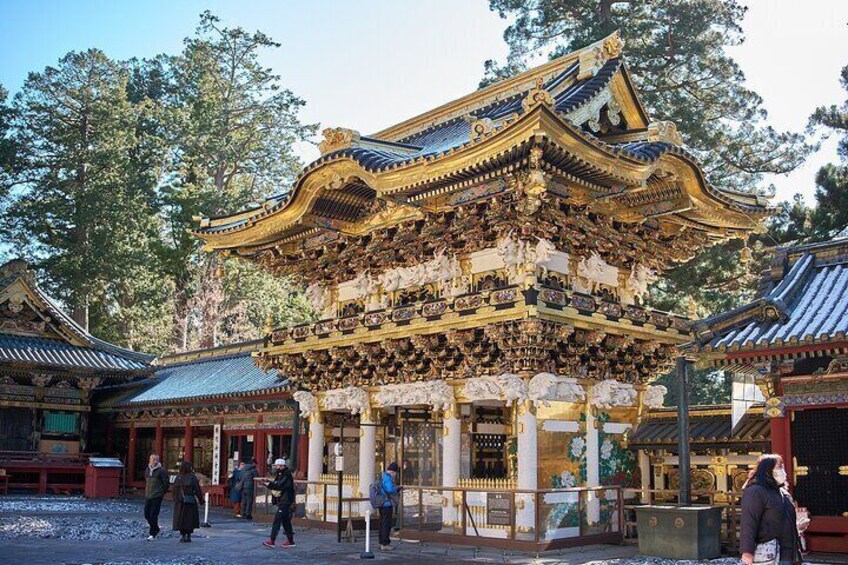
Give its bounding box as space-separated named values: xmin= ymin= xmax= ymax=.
xmin=740 ymin=454 xmax=804 ymax=565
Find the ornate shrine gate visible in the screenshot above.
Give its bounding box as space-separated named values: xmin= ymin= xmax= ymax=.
xmin=195 ymin=32 xmax=768 ymax=550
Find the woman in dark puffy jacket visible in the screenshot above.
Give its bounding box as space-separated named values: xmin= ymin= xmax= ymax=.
xmin=172 ymin=460 xmax=203 ymax=543
xmin=740 ymin=454 xmax=803 ymax=565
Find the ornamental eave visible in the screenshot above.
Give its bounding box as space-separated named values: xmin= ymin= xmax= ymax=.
xmin=196 ymin=105 xmax=765 ymax=254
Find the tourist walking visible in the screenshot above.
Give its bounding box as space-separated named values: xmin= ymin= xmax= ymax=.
xmin=144 ymin=454 xmax=169 ymax=541
xmin=373 ymin=462 xmax=401 ymax=552
xmin=238 ymin=458 xmax=259 ymax=519
xmin=740 ymin=454 xmax=804 ymax=565
xmin=263 ymin=458 xmax=296 ymax=548
xmin=172 ymin=460 xmax=203 ymax=543
xmin=228 ymin=461 xmax=244 ymax=517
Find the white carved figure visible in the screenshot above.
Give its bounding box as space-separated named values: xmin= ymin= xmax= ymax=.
xmin=589 ymin=379 xmax=637 ymax=409
xmin=642 ymin=384 xmax=667 ymax=409
xmin=496 ymin=232 xmax=521 ymax=266
xmin=497 ymin=373 xmax=528 ymax=405
xmin=462 ymin=377 xmax=503 ymax=401
xmin=305 ymin=283 xmax=334 ymax=319
xmin=377 ymin=269 xmax=402 ymax=293
xmin=322 ymin=386 xmax=370 ymax=415
xmin=374 ymin=380 xmax=454 ymax=411
xmin=293 ymin=391 xmax=319 ymax=419
xmin=528 ymin=373 xmax=585 ymax=406
xmin=577 ymin=253 xmax=619 ymax=291
xmin=627 ymin=264 xmax=657 ymax=302
xmin=349 ymin=271 xmax=377 ymax=300
xmin=533 ymin=238 xmax=556 ymax=270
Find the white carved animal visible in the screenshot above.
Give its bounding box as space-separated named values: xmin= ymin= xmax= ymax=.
xmin=589 ymin=379 xmax=636 ymax=409
xmin=293 ymin=391 xmax=319 ymax=419
xmin=377 ymin=269 xmax=402 ymax=293
xmin=462 ymin=377 xmax=502 ymax=401
xmin=305 ymin=283 xmax=332 ymax=318
xmin=627 ymin=264 xmax=656 ymax=302
xmin=374 ymin=381 xmax=454 ymax=411
xmin=528 ymin=373 xmax=585 ymax=405
xmin=642 ymin=385 xmax=667 ymax=409
xmin=497 ymin=373 xmax=528 ymax=405
xmin=578 ymin=253 xmax=619 ymax=289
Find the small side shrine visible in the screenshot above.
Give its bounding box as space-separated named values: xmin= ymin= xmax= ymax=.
xmin=195 ymin=32 xmax=769 ymax=547
xmin=0 ymin=259 xmax=152 ymax=492
xmin=689 ymin=238 xmax=848 ymax=553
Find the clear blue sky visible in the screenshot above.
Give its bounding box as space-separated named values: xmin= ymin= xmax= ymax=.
xmin=1 ymin=0 xmax=847 ymax=205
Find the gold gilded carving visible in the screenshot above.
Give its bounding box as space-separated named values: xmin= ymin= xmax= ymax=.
xmin=318 ymin=127 xmax=361 ymax=155
xmin=647 ymin=121 xmax=683 ymax=146
xmin=521 ymin=78 xmax=555 ymax=113
xmin=468 ymin=117 xmax=495 ymax=140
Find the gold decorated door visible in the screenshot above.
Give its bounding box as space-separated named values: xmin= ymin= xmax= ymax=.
xmin=791 ymin=408 xmax=848 ymax=516
xmin=399 ymin=416 xmax=441 ymax=487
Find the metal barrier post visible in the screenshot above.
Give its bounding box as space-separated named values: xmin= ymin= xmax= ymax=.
xmin=201 ymin=492 xmax=212 ymax=527
xmin=361 ymin=508 xmax=374 ymax=559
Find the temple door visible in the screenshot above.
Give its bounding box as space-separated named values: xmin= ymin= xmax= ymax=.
xmin=791 ymin=408 xmax=848 ymax=518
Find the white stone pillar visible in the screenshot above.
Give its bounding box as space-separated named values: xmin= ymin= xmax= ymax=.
xmin=516 ymin=401 xmax=537 ymax=534
xmin=359 ymin=409 xmax=377 ymax=515
xmin=639 ymin=450 xmax=651 ymax=504
xmin=442 ymin=403 xmax=461 ymax=528
xmin=307 ymin=413 xmax=325 ymax=517
xmin=586 ymin=407 xmax=600 ymax=524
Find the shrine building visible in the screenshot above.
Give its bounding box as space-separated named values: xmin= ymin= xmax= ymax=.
xmin=194 ymin=32 xmax=770 ymax=549
xmin=689 ymin=238 xmax=848 ymax=553
xmin=0 ymin=259 xmax=152 ymax=492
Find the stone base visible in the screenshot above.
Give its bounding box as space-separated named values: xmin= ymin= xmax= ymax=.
xmin=635 ymin=505 xmax=722 ymax=560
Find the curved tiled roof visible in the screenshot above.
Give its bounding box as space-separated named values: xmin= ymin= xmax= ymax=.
xmin=121 ymin=353 xmax=286 ymax=405
xmin=0 ymin=334 xmax=149 ymax=372
xmin=691 ymin=238 xmax=848 ymax=352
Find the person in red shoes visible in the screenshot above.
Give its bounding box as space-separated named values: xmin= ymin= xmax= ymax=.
xmin=262 ymin=458 xmax=296 ymax=548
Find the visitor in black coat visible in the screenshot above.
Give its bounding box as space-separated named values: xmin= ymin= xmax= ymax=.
xmin=262 ymin=458 xmax=296 ymax=548
xmin=172 ymin=460 xmax=203 ymax=543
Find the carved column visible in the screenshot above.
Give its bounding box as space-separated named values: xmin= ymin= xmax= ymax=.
xmin=184 ymin=419 xmax=193 ymax=464
xmin=516 ymin=400 xmax=537 ymax=533
xmin=307 ymin=412 xmax=325 ymax=518
xmin=154 ymin=422 xmax=164 ymax=461
xmin=358 ymin=407 xmax=377 ymax=515
xmin=585 ymin=397 xmax=600 ymax=523
xmin=127 ymin=424 xmax=137 ymax=484
xmin=639 ymin=450 xmax=651 ymax=504
xmin=442 ymin=402 xmax=461 ymax=528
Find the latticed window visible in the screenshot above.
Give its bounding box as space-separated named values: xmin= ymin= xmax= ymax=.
xmin=43 ymin=411 xmax=78 ymax=434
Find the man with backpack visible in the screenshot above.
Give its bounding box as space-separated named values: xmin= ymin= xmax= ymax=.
xmin=370 ymin=462 xmax=401 ymax=552
xmin=263 ymin=458 xmax=296 ymax=548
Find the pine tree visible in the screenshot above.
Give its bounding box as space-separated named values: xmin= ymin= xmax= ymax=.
xmin=0 ymin=84 xmax=18 ymax=200
xmin=484 ymin=0 xmax=812 ymax=316
xmin=809 ymin=64 xmax=848 ymax=240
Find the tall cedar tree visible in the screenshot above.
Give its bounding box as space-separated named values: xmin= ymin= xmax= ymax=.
xmin=160 ymin=12 xmax=316 ymax=349
xmin=809 ymin=64 xmax=848 ymax=239
xmin=0 ymin=85 xmax=19 ymax=198
xmin=1 ymin=50 xmax=170 ymax=351
xmin=484 ymin=0 xmax=811 ymax=316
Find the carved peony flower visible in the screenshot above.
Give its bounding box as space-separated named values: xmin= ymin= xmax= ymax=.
xmin=560 ymin=470 xmax=577 ymax=488
xmin=570 ymin=436 xmax=586 ymax=459
xmin=600 ymin=438 xmax=614 ymax=461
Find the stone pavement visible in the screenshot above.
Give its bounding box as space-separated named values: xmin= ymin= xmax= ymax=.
xmin=0 ymin=495 xmax=833 ymax=565
xmin=0 ymin=495 xmax=643 ymax=565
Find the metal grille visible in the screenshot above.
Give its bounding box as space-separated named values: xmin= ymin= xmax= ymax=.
xmin=791 ymin=408 xmax=848 ymax=516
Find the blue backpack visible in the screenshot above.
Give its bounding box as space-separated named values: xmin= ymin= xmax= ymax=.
xmin=369 ymin=480 xmax=387 ymax=509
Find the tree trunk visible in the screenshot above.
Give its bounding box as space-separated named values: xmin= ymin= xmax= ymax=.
xmin=72 ymin=304 xmax=89 ymax=331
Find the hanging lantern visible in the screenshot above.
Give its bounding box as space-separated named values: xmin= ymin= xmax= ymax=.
xmin=740 ymin=240 xmax=752 ymax=265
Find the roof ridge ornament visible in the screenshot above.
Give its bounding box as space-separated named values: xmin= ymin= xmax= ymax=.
xmin=521 ymin=78 xmax=555 ymax=113
xmin=319 ymin=127 xmax=362 ymax=155
xmin=578 ymin=30 xmax=624 ymax=80
xmin=647 ymin=121 xmax=684 ymax=145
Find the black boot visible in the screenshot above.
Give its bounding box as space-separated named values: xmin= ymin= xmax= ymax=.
xmin=179 ymin=534 xmax=186 ymax=543
xmin=186 ymin=533 xmax=192 ymax=543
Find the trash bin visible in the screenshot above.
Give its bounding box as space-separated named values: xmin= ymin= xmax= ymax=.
xmin=85 ymin=457 xmax=124 ymax=498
